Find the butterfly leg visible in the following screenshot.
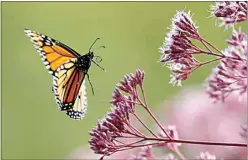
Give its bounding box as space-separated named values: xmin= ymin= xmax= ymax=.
xmin=86 ymin=73 xmax=95 ymax=96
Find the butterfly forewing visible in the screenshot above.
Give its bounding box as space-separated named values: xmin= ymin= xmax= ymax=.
xmin=24 ymin=29 xmax=80 ymax=75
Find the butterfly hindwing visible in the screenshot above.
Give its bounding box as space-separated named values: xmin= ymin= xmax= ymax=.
xmin=24 ymin=29 xmax=80 ymax=75
xmin=52 ymin=59 xmax=87 ymax=120
xmin=66 ymin=80 xmax=87 ymax=119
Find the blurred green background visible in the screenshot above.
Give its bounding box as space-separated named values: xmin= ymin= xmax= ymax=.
xmin=2 ymin=2 xmax=239 ymax=159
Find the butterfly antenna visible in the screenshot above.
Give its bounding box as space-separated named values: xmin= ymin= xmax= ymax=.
xmin=92 ymin=45 xmax=106 ymax=53
xmin=89 ymin=38 xmax=100 ymax=52
xmin=92 ymin=60 xmax=106 ymax=71
xmin=94 ymin=56 xmax=102 ymax=63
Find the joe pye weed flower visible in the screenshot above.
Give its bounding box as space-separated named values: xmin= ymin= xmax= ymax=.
xmin=69 ymin=2 xmax=248 ymax=160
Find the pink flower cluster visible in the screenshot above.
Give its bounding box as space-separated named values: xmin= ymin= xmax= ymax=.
xmin=164 ymin=87 xmax=247 ymax=159
xmin=89 ymin=70 xmax=189 ymax=159
xmin=159 ymin=2 xmax=247 ymax=102
xmin=159 ymin=11 xmax=201 ymax=86
xmin=206 ymin=29 xmax=247 ymax=102
xmin=210 ymin=2 xmax=248 ymax=27
xmin=89 ymin=70 xmax=145 ymax=157
xmin=86 ymin=2 xmax=247 ymax=160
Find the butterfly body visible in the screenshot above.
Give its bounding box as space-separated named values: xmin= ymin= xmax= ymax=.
xmin=24 ymin=29 xmax=104 ymax=120
xmin=75 ymin=53 xmax=93 ymax=73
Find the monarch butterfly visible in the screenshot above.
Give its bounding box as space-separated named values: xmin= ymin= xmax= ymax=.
xmin=24 ymin=29 xmax=105 ymax=120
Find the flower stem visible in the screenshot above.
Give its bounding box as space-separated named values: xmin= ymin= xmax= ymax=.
xmin=200 ymin=57 xmax=223 ymax=66
xmin=138 ymin=86 xmax=172 ymax=140
xmin=133 ymin=113 xmax=158 ymax=138
xmin=126 ymin=122 xmax=146 ymax=137
xmin=145 ymin=106 xmax=172 ymax=140
xmin=140 ymin=85 xmax=148 ymax=106
xmin=174 ymin=147 xmax=185 ymax=160
xmin=201 ymin=38 xmax=224 ymax=56
xmin=146 ymin=137 xmax=247 ymax=147
xmin=116 ymin=139 xmax=145 ymax=148
xmin=120 ymin=142 xmax=161 ymax=149
xmin=187 ymin=57 xmax=223 ymax=76
xmin=200 ymin=39 xmax=216 ymax=55
xmin=202 ymin=51 xmax=225 ymax=58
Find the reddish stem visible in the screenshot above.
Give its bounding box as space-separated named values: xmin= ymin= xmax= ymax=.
xmin=201 ymin=38 xmax=225 ymax=56
xmin=202 ymin=51 xmax=225 ymax=58
xmin=116 ymin=139 xmax=145 ymax=148
xmin=137 ymin=97 xmax=172 ymax=140
xmin=173 ymin=147 xmax=185 ymax=160
xmin=145 ymin=137 xmax=247 ymax=147
xmin=115 ymin=139 xmax=125 ymax=145
xmin=224 ymin=55 xmax=247 ymax=61
xmin=140 ymin=85 xmax=148 ymax=106
xmin=200 ymin=39 xmax=216 ymax=55
xmin=199 ymin=57 xmax=223 ymax=66
xmin=145 ymin=106 xmax=172 ymax=140
xmin=187 ymin=57 xmax=223 ymax=76
xmin=124 ymin=99 xmax=142 ymax=106
xmin=126 ymin=122 xmax=146 ymax=137
xmin=201 ymin=51 xmax=247 ymax=61
xmin=119 ymin=142 xmax=161 ymax=149
xmin=133 ymin=113 xmax=158 ymax=138
xmin=120 ymin=135 xmax=143 ymax=139
xmin=103 ymin=137 xmax=247 ymax=159
xmin=137 ymin=87 xmax=172 ymax=140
